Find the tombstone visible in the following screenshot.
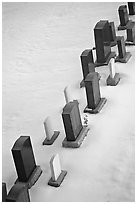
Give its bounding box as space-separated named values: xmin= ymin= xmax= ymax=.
xmin=48 ymin=154 xmax=67 ymax=187
xmin=6 ymin=183 xmax=30 ymax=202
xmin=80 ymin=49 xmax=100 ymax=88
xmin=109 ymin=22 xmax=117 ymax=46
xmin=128 ymin=2 xmax=135 ymax=15
xmin=43 ymin=116 xmax=60 ymax=145
xmin=62 ymin=100 xmax=89 ymax=148
xmin=2 ymin=182 xmax=7 ymax=202
xmin=64 ymin=86 xmax=73 ymax=104
xmin=125 ymin=21 xmax=135 ymax=45
xmin=106 ymin=58 xmax=120 ymax=86
xmin=84 ymin=72 xmax=107 ymax=114
xmin=94 ymin=20 xmax=116 ymax=66
xmin=118 ymin=5 xmax=132 ymax=30
xmin=12 ymin=136 xmax=42 ymax=189
xmin=115 ymin=36 xmax=131 ymax=63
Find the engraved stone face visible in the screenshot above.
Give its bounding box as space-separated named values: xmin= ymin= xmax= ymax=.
xmin=44 ymin=116 xmax=54 ymax=140
xmin=50 ymin=154 xmax=61 ymax=181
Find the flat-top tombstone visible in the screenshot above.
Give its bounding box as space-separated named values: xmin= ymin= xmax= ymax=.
xmin=94 ymin=20 xmax=116 ymax=66
xmin=109 ymin=22 xmax=117 ymax=46
xmin=118 ymin=5 xmax=132 ymax=30
xmin=84 ymin=72 xmax=107 ymax=114
xmin=2 ymin=182 xmax=7 ymax=202
xmin=12 ymin=136 xmax=42 ymax=189
xmin=48 ymin=154 xmax=67 ymax=187
xmin=62 ymin=100 xmax=89 ymax=148
xmin=6 ymin=183 xmax=30 ymax=202
xmin=106 ymin=58 xmax=120 ymax=86
xmin=125 ymin=21 xmax=135 ymax=45
xmin=43 ymin=116 xmax=60 ymax=145
xmin=128 ymin=2 xmax=135 ymax=15
xmin=115 ymin=36 xmax=131 ymax=63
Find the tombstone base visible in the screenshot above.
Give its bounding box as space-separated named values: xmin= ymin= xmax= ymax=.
xmin=62 ymin=126 xmax=89 ymax=148
xmin=115 ymin=52 xmax=131 ymax=63
xmin=84 ymin=97 xmax=107 ymax=114
xmin=42 ymin=131 xmax=60 ymax=145
xmin=80 ymin=73 xmax=101 ymax=88
xmin=106 ymin=73 xmax=120 ymax=86
xmin=95 ymin=52 xmax=116 ymax=67
xmin=118 ymin=20 xmax=132 ymax=30
xmin=48 ymin=170 xmax=67 ymax=187
xmin=15 ymin=165 xmax=42 ymax=189
xmin=125 ymin=39 xmax=135 ymax=46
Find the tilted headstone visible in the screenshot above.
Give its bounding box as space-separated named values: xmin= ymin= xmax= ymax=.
xmin=64 ymin=86 xmax=73 ymax=104
xmin=118 ymin=5 xmax=132 ymax=30
xmin=128 ymin=2 xmax=135 ymax=15
xmin=125 ymin=21 xmax=135 ymax=45
xmin=109 ymin=22 xmax=117 ymax=46
xmin=48 ymin=154 xmax=67 ymax=187
xmin=6 ymin=183 xmax=30 ymax=202
xmin=43 ymin=116 xmax=60 ymax=145
xmin=2 ymin=182 xmax=7 ymax=202
xmin=115 ymin=36 xmax=131 ymax=63
xmin=12 ymin=136 xmax=42 ymax=189
xmin=84 ymin=72 xmax=107 ymax=114
xmin=94 ymin=20 xmax=116 ymax=66
xmin=106 ymin=58 xmax=120 ymax=86
xmin=62 ymin=100 xmax=89 ymax=148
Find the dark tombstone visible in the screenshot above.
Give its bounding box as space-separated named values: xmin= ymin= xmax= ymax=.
xmin=109 ymin=22 xmax=117 ymax=46
xmin=6 ymin=183 xmax=30 ymax=202
xmin=12 ymin=136 xmax=42 ymax=189
xmin=125 ymin=21 xmax=135 ymax=45
xmin=84 ymin=72 xmax=107 ymax=114
xmin=115 ymin=36 xmax=131 ymax=63
xmin=128 ymin=2 xmax=135 ymax=15
xmin=80 ymin=49 xmax=96 ymax=87
xmin=2 ymin=182 xmax=7 ymax=202
xmin=62 ymin=100 xmax=89 ymax=148
xmin=94 ymin=20 xmax=116 ymax=66
xmin=118 ymin=5 xmax=132 ymax=30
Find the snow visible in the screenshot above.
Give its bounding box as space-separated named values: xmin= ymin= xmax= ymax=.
xmin=2 ymin=2 xmax=135 ymax=202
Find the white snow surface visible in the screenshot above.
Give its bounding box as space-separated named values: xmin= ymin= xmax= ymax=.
xmin=2 ymin=2 xmax=135 ymax=202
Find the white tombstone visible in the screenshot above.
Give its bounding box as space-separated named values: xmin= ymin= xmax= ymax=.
xmin=44 ymin=116 xmax=54 ymax=140
xmin=109 ymin=58 xmax=115 ymax=78
xmin=64 ymin=86 xmax=72 ymax=104
xmin=50 ymin=154 xmax=61 ymax=181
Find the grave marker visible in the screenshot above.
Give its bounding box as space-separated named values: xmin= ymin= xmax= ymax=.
xmin=109 ymin=22 xmax=117 ymax=46
xmin=43 ymin=116 xmax=60 ymax=145
xmin=115 ymin=36 xmax=131 ymax=63
xmin=2 ymin=182 xmax=7 ymax=202
xmin=84 ymin=72 xmax=107 ymax=114
xmin=48 ymin=154 xmax=67 ymax=187
xmin=125 ymin=21 xmax=135 ymax=45
xmin=64 ymin=86 xmax=73 ymax=104
xmin=118 ymin=5 xmax=132 ymax=30
xmin=128 ymin=2 xmax=135 ymax=15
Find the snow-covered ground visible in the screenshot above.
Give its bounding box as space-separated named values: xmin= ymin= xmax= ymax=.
xmin=2 ymin=2 xmax=135 ymax=202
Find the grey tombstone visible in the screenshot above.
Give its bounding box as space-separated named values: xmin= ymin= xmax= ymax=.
xmin=12 ymin=136 xmax=42 ymax=189
xmin=6 ymin=183 xmax=30 ymax=202
xmin=48 ymin=154 xmax=67 ymax=187
xmin=109 ymin=22 xmax=117 ymax=47
xmin=43 ymin=116 xmax=60 ymax=145
xmin=128 ymin=2 xmax=135 ymax=15
xmin=62 ymin=100 xmax=89 ymax=148
xmin=125 ymin=21 xmax=135 ymax=45
xmin=84 ymin=72 xmax=107 ymax=114
xmin=118 ymin=5 xmax=132 ymax=30
xmin=2 ymin=182 xmax=7 ymax=202
xmin=115 ymin=36 xmax=131 ymax=63
xmin=106 ymin=58 xmax=120 ymax=86
xmin=94 ymin=20 xmax=116 ymax=67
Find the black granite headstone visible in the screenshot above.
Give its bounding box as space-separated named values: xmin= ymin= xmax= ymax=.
xmin=94 ymin=20 xmax=116 ymax=66
xmin=6 ymin=183 xmax=30 ymax=202
xmin=109 ymin=22 xmax=117 ymax=46
xmin=126 ymin=21 xmax=135 ymax=45
xmin=118 ymin=5 xmax=132 ymax=30
xmin=2 ymin=182 xmax=7 ymax=202
xmin=128 ymin=2 xmax=135 ymax=15
xmin=115 ymin=36 xmax=131 ymax=63
xmin=62 ymin=100 xmax=83 ymax=141
xmin=84 ymin=72 xmax=107 ymax=114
